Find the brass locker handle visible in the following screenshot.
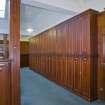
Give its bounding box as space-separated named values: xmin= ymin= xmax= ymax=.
xmin=83 ymin=58 xmax=87 ymax=61
xmin=83 ymin=58 xmax=87 ymax=63
xmin=75 ymin=58 xmax=78 ymax=60
xmin=74 ymin=58 xmax=78 ymax=62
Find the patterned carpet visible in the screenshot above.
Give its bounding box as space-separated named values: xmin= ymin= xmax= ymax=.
xmin=21 ymin=68 xmax=105 ymax=105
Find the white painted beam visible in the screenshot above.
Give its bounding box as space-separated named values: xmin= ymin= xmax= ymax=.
xmin=21 ymin=0 xmax=78 ymax=14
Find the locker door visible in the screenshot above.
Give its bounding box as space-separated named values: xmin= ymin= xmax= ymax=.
xmin=43 ymin=56 xmax=46 ymax=76
xmin=57 ymin=56 xmax=62 ymax=85
xmin=81 ymin=57 xmax=91 ymax=99
xmin=60 ymin=56 xmax=67 ymax=87
xmin=99 ymin=35 xmax=105 ymax=100
xmin=50 ymin=56 xmax=53 ymax=80
xmin=67 ymin=22 xmax=74 ymax=89
xmin=67 ymin=56 xmax=74 ymax=89
xmin=73 ymin=58 xmax=81 ymax=94
xmin=52 ymin=56 xmax=56 ymax=81
xmin=80 ymin=15 xmax=91 ymax=99
xmin=102 ymin=35 xmax=105 ymax=99
xmin=73 ymin=20 xmax=82 ymax=94
xmin=47 ymin=56 xmax=50 ymax=79
xmin=56 ymin=56 xmax=61 ymax=85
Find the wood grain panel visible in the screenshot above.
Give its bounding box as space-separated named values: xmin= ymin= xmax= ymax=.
xmin=9 ymin=0 xmax=20 ymax=105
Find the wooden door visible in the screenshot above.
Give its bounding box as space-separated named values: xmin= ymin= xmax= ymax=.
xmin=98 ymin=34 xmax=105 ymax=101
xmin=73 ymin=57 xmax=81 ymax=94
xmin=102 ymin=35 xmax=105 ymax=100
xmin=98 ymin=12 xmax=105 ymax=101
xmin=73 ymin=19 xmax=82 ymax=94
xmin=67 ymin=22 xmax=74 ymax=89
xmin=99 ymin=35 xmax=105 ymax=100
xmin=81 ymin=57 xmax=91 ymax=100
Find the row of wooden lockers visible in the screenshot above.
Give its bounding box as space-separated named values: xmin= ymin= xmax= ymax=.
xmin=29 ymin=14 xmax=91 ymax=55
xmin=29 ymin=55 xmax=97 ymax=101
xmin=29 ymin=10 xmax=98 ymax=101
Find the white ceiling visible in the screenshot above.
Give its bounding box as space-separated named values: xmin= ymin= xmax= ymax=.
xmin=0 ymin=0 xmax=105 ymax=41
xmin=20 ymin=4 xmax=75 ymax=36
xmin=20 ymin=5 xmax=43 ymax=35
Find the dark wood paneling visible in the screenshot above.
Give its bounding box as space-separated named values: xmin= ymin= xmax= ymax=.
xmin=20 ymin=41 xmax=29 ymax=54
xmin=20 ymin=41 xmax=29 ymax=67
xmin=29 ymin=9 xmax=98 ymax=101
xmin=20 ymin=55 xmax=29 ymax=67
xmin=97 ymin=11 xmax=105 ymax=101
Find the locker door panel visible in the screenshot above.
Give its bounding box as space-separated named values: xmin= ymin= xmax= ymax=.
xmin=98 ymin=35 xmax=105 ymax=100
xmin=81 ymin=58 xmax=90 ymax=97
xmin=67 ymin=57 xmax=74 ymax=89
xmin=73 ymin=58 xmax=81 ymax=93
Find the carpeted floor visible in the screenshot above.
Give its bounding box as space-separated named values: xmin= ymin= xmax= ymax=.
xmin=21 ymin=68 xmax=105 ymax=105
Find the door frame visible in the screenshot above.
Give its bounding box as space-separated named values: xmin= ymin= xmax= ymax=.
xmin=9 ymin=0 xmax=20 ymax=105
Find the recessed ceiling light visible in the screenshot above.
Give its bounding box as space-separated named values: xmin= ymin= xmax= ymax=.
xmin=26 ymin=28 xmax=34 ymax=33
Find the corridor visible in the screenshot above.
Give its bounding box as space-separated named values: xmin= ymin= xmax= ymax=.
xmin=21 ymin=68 xmax=105 ymax=105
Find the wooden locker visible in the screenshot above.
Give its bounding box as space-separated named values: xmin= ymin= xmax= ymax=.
xmin=97 ymin=11 xmax=105 ymax=101
xmin=67 ymin=21 xmax=74 ymax=89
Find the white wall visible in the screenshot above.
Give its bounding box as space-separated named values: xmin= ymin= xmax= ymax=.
xmin=1 ymin=0 xmax=105 ymax=41
xmin=31 ymin=10 xmax=73 ymax=36
xmin=0 ymin=19 xmax=9 ymax=34
xmin=0 ymin=5 xmax=74 ymax=41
